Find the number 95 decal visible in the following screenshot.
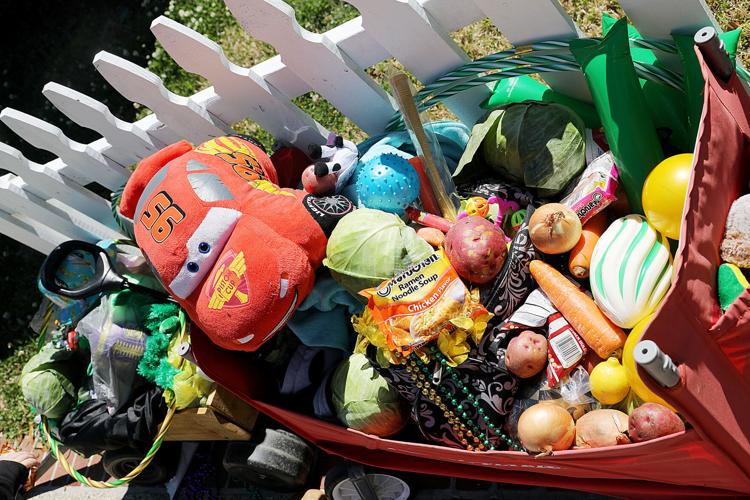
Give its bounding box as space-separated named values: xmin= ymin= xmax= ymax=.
xmin=140 ymin=191 xmax=185 ymax=243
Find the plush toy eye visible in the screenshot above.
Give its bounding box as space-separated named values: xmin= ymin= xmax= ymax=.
xmin=187 ymin=262 xmax=200 ymax=273
xmin=198 ymin=242 xmax=210 ymax=253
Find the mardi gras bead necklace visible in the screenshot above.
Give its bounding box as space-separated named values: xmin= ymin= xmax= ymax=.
xmin=404 ymin=345 xmax=524 ymax=452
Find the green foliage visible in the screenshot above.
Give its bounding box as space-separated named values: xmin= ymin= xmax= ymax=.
xmin=285 ymin=0 xmax=357 ymax=33
xmin=0 ymin=336 xmax=36 ymax=440
xmin=143 ymin=0 xmax=236 ymax=104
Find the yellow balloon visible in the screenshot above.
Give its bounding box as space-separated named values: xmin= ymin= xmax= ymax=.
xmin=622 ymin=315 xmax=676 ymax=411
xmin=642 ymin=154 xmax=693 ymax=240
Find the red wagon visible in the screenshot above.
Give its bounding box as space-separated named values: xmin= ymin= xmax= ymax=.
xmin=192 ymin=47 xmax=750 ymax=497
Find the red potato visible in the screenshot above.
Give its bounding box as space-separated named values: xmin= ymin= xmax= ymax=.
xmin=445 ymin=216 xmax=507 ymax=284
xmin=628 ymin=403 xmax=685 ymax=442
xmin=506 ymin=330 xmax=548 ymax=378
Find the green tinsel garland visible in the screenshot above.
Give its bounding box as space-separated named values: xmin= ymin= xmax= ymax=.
xmin=137 ymin=302 xmax=181 ymax=390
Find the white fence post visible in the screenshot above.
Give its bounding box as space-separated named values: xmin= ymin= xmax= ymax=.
xmin=471 ymin=0 xmax=591 ymax=101
xmin=224 ymin=0 xmax=395 ymax=135
xmin=0 ymin=175 xmax=121 ymax=244
xmin=42 ymin=82 xmax=161 ymax=165
xmin=150 ymin=16 xmax=329 ymax=147
xmin=0 ymin=208 xmax=59 ymax=255
xmin=93 ymin=51 xmax=230 ymax=144
xmin=0 ymin=108 xmax=130 ymax=191
xmin=0 ymin=142 xmax=117 ymax=227
xmin=344 ymin=0 xmax=488 ymax=126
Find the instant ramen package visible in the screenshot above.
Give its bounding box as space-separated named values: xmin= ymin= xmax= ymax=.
xmin=360 ymin=249 xmax=490 ymax=356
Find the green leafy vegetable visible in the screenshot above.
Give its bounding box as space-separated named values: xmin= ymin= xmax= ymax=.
xmin=331 ymin=353 xmax=408 ymax=437
xmin=323 ymin=208 xmax=433 ymax=298
xmin=455 ymin=102 xmax=586 ymax=196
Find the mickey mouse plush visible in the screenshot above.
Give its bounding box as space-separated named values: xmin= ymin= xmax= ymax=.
xmin=119 ymin=135 xmax=353 ymax=351
xmin=301 ymin=133 xmax=359 ymax=196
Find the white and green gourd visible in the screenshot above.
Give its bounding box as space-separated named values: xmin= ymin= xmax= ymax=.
xmin=590 ymin=215 xmax=673 ymax=328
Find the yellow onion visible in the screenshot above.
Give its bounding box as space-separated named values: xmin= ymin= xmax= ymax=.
xmin=518 ymin=402 xmax=576 ymax=453
xmin=575 ymin=409 xmax=631 ymax=448
xmin=529 ymin=203 xmax=582 ymax=254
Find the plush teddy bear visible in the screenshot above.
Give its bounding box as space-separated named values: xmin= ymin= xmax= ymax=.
xmin=118 ymin=135 xmax=354 ymax=351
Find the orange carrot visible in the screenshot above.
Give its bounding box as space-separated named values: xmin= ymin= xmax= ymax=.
xmin=530 ymin=260 xmax=626 ymax=358
xmin=568 ymin=211 xmax=608 ymax=279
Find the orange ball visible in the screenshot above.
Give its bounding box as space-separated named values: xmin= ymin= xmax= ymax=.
xmin=465 ymin=196 xmax=490 ymax=218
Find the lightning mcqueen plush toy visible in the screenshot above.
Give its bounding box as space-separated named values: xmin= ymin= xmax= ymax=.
xmin=119 ymin=135 xmax=353 ymax=351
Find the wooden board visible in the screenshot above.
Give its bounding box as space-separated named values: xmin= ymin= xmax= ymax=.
xmin=165 ymin=385 xmax=259 ymax=441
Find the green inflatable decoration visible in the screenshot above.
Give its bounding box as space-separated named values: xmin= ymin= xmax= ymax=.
xmin=601 ymin=14 xmax=691 ymax=153
xmin=481 ymin=76 xmax=601 ymax=129
xmin=570 ymin=18 xmax=664 ymax=214
xmin=674 ymin=28 xmax=741 ymax=148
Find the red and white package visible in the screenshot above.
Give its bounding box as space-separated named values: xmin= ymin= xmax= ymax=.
xmin=546 ymin=312 xmax=588 ymax=387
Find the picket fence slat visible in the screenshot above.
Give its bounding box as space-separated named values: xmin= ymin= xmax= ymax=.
xmin=419 ymin=0 xmax=485 ymax=32
xmin=93 ymin=51 xmax=230 ymax=144
xmin=131 ymin=112 xmax=185 ymax=147
xmin=325 ymin=17 xmax=387 ymax=70
xmin=224 ymin=0 xmax=395 ymax=135
xmin=0 ymin=142 xmax=117 ymax=228
xmin=345 ymin=0 xmax=466 ymax=84
xmin=42 ymin=82 xmax=160 ymax=165
xmin=0 ymin=208 xmax=59 ymax=255
xmin=0 ymin=108 xmax=130 ymax=191
xmin=619 ymin=0 xmax=719 ymax=40
xmin=343 ymin=0 xmax=488 ymax=127
xmin=151 ymin=16 xmax=329 ymax=147
xmin=0 ymin=175 xmax=118 ymax=244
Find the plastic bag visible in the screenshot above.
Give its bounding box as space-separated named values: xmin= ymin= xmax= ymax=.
xmin=52 ymin=386 xmax=168 ymax=457
xmin=506 ymin=367 xmax=598 ymax=441
xmin=76 ymin=292 xmax=151 ymax=414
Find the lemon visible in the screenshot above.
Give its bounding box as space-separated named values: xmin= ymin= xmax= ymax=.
xmin=590 ymin=357 xmax=630 ymax=405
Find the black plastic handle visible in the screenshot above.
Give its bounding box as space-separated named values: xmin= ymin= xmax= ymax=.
xmin=40 ymin=240 xmax=125 ymax=299
xmin=695 ymin=26 xmax=734 ymax=82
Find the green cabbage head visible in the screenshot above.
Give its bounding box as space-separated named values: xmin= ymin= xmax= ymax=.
xmin=331 ymin=353 xmax=408 ymax=437
xmin=20 ymin=345 xmax=78 ymax=419
xmin=324 ymin=208 xmax=433 ymax=298
xmin=456 ymin=102 xmax=586 ymax=196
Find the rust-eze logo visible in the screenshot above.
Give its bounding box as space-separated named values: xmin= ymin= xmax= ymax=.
xmin=194 ymin=136 xmax=268 ymax=183
xmin=207 ymin=250 xmax=249 ymax=310
xmin=140 ymin=191 xmax=184 ymax=243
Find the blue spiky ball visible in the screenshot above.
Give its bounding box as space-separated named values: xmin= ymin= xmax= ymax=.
xmin=354 ymin=153 xmax=420 ymax=215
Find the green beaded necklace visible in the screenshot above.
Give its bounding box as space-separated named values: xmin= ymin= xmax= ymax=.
xmin=403 ymin=344 xmax=524 ymax=453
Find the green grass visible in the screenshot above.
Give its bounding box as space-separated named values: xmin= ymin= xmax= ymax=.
xmin=0 ymin=336 xmax=36 ymax=441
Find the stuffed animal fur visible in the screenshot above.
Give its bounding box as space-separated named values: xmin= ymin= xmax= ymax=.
xmin=119 ymin=135 xmax=353 ymax=351
xmin=302 ymin=133 xmax=359 ymax=195
xmin=721 ymin=194 xmax=750 ymax=268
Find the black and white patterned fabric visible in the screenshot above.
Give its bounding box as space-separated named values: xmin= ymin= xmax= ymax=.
xmin=457 ymin=180 xmax=536 ymax=208
xmin=480 ymin=205 xmax=539 ymax=323
xmin=366 ymin=327 xmax=519 ymax=449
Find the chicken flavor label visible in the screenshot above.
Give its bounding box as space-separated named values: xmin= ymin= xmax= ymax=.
xmin=362 ymin=250 xmax=487 ymax=353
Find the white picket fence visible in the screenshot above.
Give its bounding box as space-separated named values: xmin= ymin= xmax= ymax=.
xmin=0 ymin=0 xmax=724 ymax=254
